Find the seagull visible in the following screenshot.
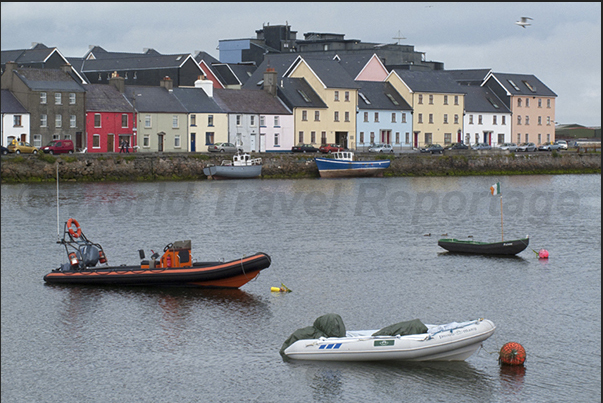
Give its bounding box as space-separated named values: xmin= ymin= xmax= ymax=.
xmin=516 ymin=17 xmax=533 ymax=28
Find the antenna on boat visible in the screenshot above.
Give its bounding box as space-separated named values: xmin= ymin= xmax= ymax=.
xmin=490 ymin=182 xmax=503 ymax=241
xmin=56 ymin=162 xmax=60 ymax=242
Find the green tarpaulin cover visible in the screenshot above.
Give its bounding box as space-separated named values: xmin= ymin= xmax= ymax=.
xmin=371 ymin=319 xmax=428 ymax=336
xmin=279 ymin=313 xmax=346 ymax=357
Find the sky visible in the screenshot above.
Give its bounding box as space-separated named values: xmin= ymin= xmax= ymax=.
xmin=1 ymin=2 xmax=601 ymax=126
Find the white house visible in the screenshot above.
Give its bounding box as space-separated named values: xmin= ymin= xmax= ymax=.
xmin=1 ymin=89 xmax=31 ymax=146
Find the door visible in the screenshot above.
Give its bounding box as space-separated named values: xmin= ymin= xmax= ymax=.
xmin=250 ymin=135 xmax=256 ymax=152
xmin=191 ymin=133 xmax=196 ymax=152
xmin=107 ymin=134 xmax=114 ymax=152
xmin=158 ymin=133 xmax=164 ymax=152
xmin=260 ymin=133 xmax=266 ymax=152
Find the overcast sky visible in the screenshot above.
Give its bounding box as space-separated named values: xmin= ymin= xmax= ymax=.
xmin=2 ymin=2 xmax=600 ymax=126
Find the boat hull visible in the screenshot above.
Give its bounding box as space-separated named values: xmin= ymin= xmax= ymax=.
xmin=44 ymin=252 xmax=271 ymax=288
xmin=315 ymin=158 xmax=390 ymax=178
xmin=438 ymin=238 xmax=529 ymax=255
xmin=284 ymin=319 xmax=495 ymax=362
xmin=203 ymin=165 xmax=262 ymax=179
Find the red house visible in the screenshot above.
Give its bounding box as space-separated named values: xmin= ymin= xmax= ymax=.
xmin=84 ymin=78 xmax=135 ymax=153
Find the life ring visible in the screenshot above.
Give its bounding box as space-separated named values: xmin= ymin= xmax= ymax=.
xmin=67 ymin=218 xmax=81 ymax=238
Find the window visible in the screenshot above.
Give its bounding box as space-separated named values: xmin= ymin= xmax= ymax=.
xmin=444 ymin=133 xmax=452 ymax=144
xmin=334 ymin=111 xmax=339 ymax=122
xmin=429 ymin=95 xmax=433 ymax=104
xmin=274 ymin=116 xmax=279 ymax=127
xmin=525 ymin=116 xmax=529 ymax=125
xmin=547 ymin=99 xmax=551 ymax=108
xmin=298 ymin=131 xmax=304 ymax=144
xmin=236 ymin=115 xmax=242 ymax=126
xmin=405 ymin=132 xmax=410 ymax=144
xmin=172 ymin=115 xmax=179 ymax=128
xmin=314 ymin=111 xmax=320 ymax=121
xmin=391 ymin=113 xmax=396 ymax=123
xmin=297 ymin=89 xmax=311 ymax=102
xmin=507 ymin=79 xmax=521 ymax=91
xmin=334 ymin=91 xmax=339 ymax=101
xmin=94 ymin=114 xmax=101 ymax=127
xmin=424 ymin=133 xmax=432 ymax=144
xmin=523 ymin=80 xmax=536 ymax=92
xmin=517 ymin=116 xmax=522 ymax=125
xmin=395 ymin=132 xmax=400 ymax=144
xmin=469 ymin=115 xmax=473 ymax=124
xmin=208 ymin=115 xmax=214 ymax=126
xmin=321 ymin=131 xmax=327 ymax=144
xmin=454 ymin=114 xmax=459 ymax=125
xmin=538 ymin=116 xmax=542 ymax=125
xmin=274 ymin=133 xmax=280 ymax=146
xmin=454 ymin=95 xmax=459 ymax=105
xmin=144 ymin=135 xmax=150 ymax=147
xmin=402 ymin=113 xmax=407 ymax=123
xmin=122 ymin=114 xmax=128 ymax=128
xmin=55 ymin=114 xmax=62 ymax=128
xmin=359 ymin=132 xmax=364 ymax=143
xmin=93 ymin=134 xmax=100 ymax=148
xmin=374 ymin=112 xmax=379 ymax=122
xmin=13 ymin=115 xmax=22 ymax=127
xmin=260 ymin=116 xmax=265 ymax=127
xmin=302 ymin=110 xmax=308 ymax=121
xmin=478 ymin=115 xmax=483 ymax=125
xmin=190 ymin=115 xmax=196 ymax=126
xmin=55 ymin=93 xmax=62 ymax=105
xmin=344 ymin=112 xmax=350 ymax=122
xmin=363 ymin=112 xmax=369 ymax=122
xmin=40 ymin=92 xmax=47 ymax=104
xmin=493 ymin=115 xmax=497 ymax=125
xmin=250 ymin=116 xmax=255 ymax=126
xmin=145 ymin=115 xmax=152 ymax=128
xmin=370 ymin=132 xmax=375 ymax=144
xmin=344 ymin=91 xmax=350 ymax=102
xmin=418 ymin=113 xmax=423 ymax=124
xmin=418 ymin=94 xmax=423 ymax=104
xmin=205 ymin=132 xmax=214 ymax=145
xmin=547 ymin=116 xmax=551 ymax=125
xmin=359 ymin=92 xmax=371 ymax=105
xmin=428 ymin=114 xmax=433 ymax=124
xmin=502 ymin=116 xmax=506 ymax=125
xmin=311 ymin=131 xmax=316 ymax=143
xmin=174 ymin=134 xmax=181 ymax=148
xmin=443 ymin=95 xmax=448 ymax=105
xmin=517 ymin=98 xmax=522 ymax=107
xmin=443 ymin=114 xmax=448 ymax=124
xmin=69 ymin=93 xmax=76 ymax=104
xmin=525 ymin=98 xmax=530 ymax=107
xmin=41 ymin=114 xmax=47 ymax=127
xmin=70 ymin=115 xmax=76 ymax=128
xmin=33 ymin=134 xmax=42 ymax=147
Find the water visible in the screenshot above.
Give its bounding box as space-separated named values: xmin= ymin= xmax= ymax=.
xmin=1 ymin=175 xmax=601 ymax=403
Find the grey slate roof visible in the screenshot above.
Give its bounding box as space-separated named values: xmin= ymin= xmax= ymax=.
xmin=125 ymin=86 xmax=188 ymax=113
xmin=213 ymin=88 xmax=291 ymax=115
xmin=277 ymin=77 xmax=328 ymax=109
xmin=461 ymin=85 xmax=510 ymax=113
xmin=445 ymin=69 xmax=491 ymax=85
xmin=488 ymin=72 xmax=557 ymax=97
xmin=295 ymin=56 xmax=360 ymax=89
xmin=13 ymin=67 xmax=86 ymax=92
xmin=356 ymin=81 xmax=412 ymax=111
xmin=334 ymin=53 xmax=375 ymax=79
xmin=80 ymin=53 xmax=195 ymax=72
xmin=1 ymin=89 xmax=28 ymax=114
xmin=171 ymin=87 xmax=223 ymax=113
xmin=84 ymin=84 xmax=133 ymax=112
xmin=243 ymin=53 xmax=301 ymax=89
xmin=1 ymin=44 xmax=55 ymax=65
xmin=391 ymin=69 xmax=465 ymax=94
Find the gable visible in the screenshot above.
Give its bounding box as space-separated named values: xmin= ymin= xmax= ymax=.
xmin=356 ymin=55 xmax=389 ymax=82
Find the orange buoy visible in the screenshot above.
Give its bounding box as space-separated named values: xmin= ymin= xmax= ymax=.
xmin=538 ymin=249 xmax=549 ymax=259
xmin=499 ymin=342 xmax=526 ymax=366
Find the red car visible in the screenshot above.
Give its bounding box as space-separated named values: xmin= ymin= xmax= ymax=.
xmin=319 ymin=144 xmax=345 ymax=154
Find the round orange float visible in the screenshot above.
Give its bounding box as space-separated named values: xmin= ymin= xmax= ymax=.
xmin=499 ymin=342 xmax=526 ymax=365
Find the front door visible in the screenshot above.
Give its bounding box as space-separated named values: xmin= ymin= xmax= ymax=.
xmin=107 ymin=134 xmax=114 ymax=152
xmin=250 ymin=135 xmax=256 ymax=152
xmin=191 ymin=133 xmax=196 ymax=152
xmin=158 ymin=133 xmax=164 ymax=152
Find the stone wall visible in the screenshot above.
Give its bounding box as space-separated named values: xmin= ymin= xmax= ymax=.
xmin=0 ymin=151 xmax=600 ymax=183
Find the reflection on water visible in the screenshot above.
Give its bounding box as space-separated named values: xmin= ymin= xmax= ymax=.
xmin=499 ymin=364 xmax=527 ymax=394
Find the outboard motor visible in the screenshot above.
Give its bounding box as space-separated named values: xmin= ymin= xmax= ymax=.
xmin=81 ymin=244 xmax=100 ymax=267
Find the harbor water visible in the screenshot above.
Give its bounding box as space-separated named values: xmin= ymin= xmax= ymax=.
xmin=1 ymin=174 xmax=600 ymax=402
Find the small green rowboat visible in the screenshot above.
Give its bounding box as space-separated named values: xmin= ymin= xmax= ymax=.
xmin=438 ymin=236 xmax=529 ymax=255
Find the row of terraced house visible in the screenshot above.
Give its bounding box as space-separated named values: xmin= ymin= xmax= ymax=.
xmin=1 ymin=27 xmax=557 ymax=153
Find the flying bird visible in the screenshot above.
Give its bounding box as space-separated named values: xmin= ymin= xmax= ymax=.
xmin=515 ymin=17 xmax=533 ymax=28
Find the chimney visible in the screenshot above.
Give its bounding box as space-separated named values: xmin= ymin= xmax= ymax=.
xmin=2 ymin=62 xmax=17 ymax=89
xmin=264 ymin=67 xmax=277 ymax=96
xmin=109 ymin=71 xmax=125 ymax=93
xmin=160 ymin=76 xmax=173 ymax=91
xmin=194 ymin=75 xmax=213 ymax=97
xmin=60 ymin=63 xmax=72 ymax=74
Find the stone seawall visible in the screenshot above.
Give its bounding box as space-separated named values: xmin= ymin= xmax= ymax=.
xmin=0 ymin=151 xmax=600 ymax=183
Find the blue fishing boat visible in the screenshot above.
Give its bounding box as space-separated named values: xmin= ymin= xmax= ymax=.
xmin=315 ymin=151 xmax=390 ymax=178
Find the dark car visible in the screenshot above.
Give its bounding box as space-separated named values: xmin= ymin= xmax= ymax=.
xmin=420 ymin=144 xmax=444 ymax=154
xmin=1 ymin=145 xmax=9 ymax=155
xmin=319 ymin=144 xmax=345 ymax=154
xmin=446 ymin=143 xmax=469 ymax=150
xmin=292 ymin=143 xmax=320 ymax=153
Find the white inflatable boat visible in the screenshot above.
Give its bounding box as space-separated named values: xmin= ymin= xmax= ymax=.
xmin=283 ymin=318 xmax=496 ymax=362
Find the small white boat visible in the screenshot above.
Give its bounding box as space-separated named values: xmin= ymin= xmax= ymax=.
xmin=203 ymin=153 xmax=262 ymax=179
xmin=314 ymin=151 xmax=390 ymax=178
xmin=282 ymin=317 xmax=495 ymax=362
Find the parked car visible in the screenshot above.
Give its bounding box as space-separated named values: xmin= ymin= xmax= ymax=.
xmin=554 ymin=140 xmax=568 ymax=150
xmin=41 ymin=139 xmax=74 ymax=155
xmin=538 ymin=142 xmax=563 ymax=151
xmin=1 ymin=145 xmax=9 ymax=155
xmin=207 ymin=142 xmax=243 ymax=153
xmin=368 ymin=143 xmax=394 ymax=153
xmin=291 ymin=143 xmax=320 ymax=153
xmin=8 ymin=141 xmax=41 ymax=154
xmin=446 ymin=143 xmax=469 ymax=150
xmin=472 ymin=143 xmax=492 ymax=151
xmin=420 ymin=144 xmax=444 ymax=154
xmin=319 ymin=144 xmax=345 ymax=154
xmin=517 ymin=142 xmax=537 ymax=152
xmin=498 ymin=143 xmax=517 ymax=152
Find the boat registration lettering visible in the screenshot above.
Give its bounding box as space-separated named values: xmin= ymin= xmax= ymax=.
xmin=319 ymin=343 xmax=342 ymax=350
xmin=503 ymin=243 xmax=513 ymax=246
xmin=437 ymin=326 xmax=477 ymax=339
xmin=374 ymin=340 xmax=395 ymax=347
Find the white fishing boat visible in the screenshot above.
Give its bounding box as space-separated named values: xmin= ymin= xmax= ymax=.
xmin=281 ymin=316 xmax=495 ymax=362
xmin=203 ymin=153 xmax=262 ymax=179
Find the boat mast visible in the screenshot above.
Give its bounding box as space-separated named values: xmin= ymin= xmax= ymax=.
xmin=500 ymin=194 xmax=504 ymax=242
xmin=56 ymin=162 xmax=60 ymax=242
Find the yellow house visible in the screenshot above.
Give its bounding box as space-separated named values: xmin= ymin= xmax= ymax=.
xmin=285 ymin=56 xmax=359 ymax=149
xmin=386 ymin=70 xmax=465 ymax=147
